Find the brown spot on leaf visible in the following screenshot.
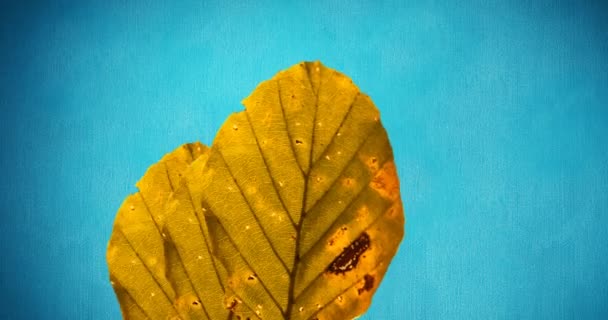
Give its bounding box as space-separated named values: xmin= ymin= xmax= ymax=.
xmin=342 ymin=177 xmax=354 ymax=187
xmin=327 ymin=232 xmax=370 ymax=274
xmin=358 ymin=274 xmax=375 ymax=295
xmin=175 ymin=294 xmax=203 ymax=312
xmin=226 ymin=296 xmax=240 ymax=311
xmin=365 ymin=156 xmax=380 ymax=172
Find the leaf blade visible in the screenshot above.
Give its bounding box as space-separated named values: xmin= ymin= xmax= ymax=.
xmin=107 ymin=142 xmax=208 ymax=320
xmin=108 ymin=61 xmax=405 ymax=320
xmin=198 ymin=62 xmax=405 ymax=320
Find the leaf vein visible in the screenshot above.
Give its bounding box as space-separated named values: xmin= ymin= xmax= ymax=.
xmin=184 ymin=183 xmax=226 ymax=294
xmin=244 ymin=107 xmax=296 ymax=229
xmin=117 ymin=227 xmax=180 ymax=315
xmin=165 ymin=232 xmax=213 ymax=320
xmin=276 ymin=78 xmax=306 ymax=176
xmin=299 ymin=182 xmax=369 ymax=264
xmin=185 ymin=143 xmax=195 ymax=162
xmin=287 ymin=62 xmax=323 ymax=318
xmin=138 ymin=192 xmax=164 ymax=238
xmin=208 ymin=209 xmax=285 ymax=315
xmin=311 ymin=92 xmax=359 ymax=168
xmin=303 ymin=122 xmax=381 ymax=226
xmin=304 ymin=261 xmax=385 ymax=320
xmin=162 ymin=181 xmax=214 ymax=319
xmin=217 ymin=150 xmax=291 ymax=274
xmin=164 ymin=162 xmax=176 ymax=192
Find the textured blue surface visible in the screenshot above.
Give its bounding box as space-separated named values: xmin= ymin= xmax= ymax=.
xmin=1 ymin=1 xmax=608 ymax=319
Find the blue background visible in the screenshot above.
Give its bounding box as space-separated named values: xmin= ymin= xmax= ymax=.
xmin=1 ymin=1 xmax=607 ymax=319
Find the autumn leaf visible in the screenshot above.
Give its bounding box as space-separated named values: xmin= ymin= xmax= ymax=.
xmin=192 ymin=61 xmax=404 ymax=320
xmin=107 ymin=61 xmax=405 ymax=320
xmin=107 ymin=142 xmax=209 ymax=319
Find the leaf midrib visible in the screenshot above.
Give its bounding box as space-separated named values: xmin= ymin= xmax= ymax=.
xmin=285 ymin=62 xmax=322 ymax=319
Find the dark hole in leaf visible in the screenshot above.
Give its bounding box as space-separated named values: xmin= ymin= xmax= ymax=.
xmin=295 ymin=139 xmax=303 ymax=145
xmin=326 ymin=232 xmax=370 ymax=275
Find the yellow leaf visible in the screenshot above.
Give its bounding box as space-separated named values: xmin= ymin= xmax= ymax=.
xmin=107 ymin=142 xmax=209 ymax=320
xmin=195 ymin=61 xmax=405 ymax=320
xmin=107 ymin=61 xmax=405 ymax=320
